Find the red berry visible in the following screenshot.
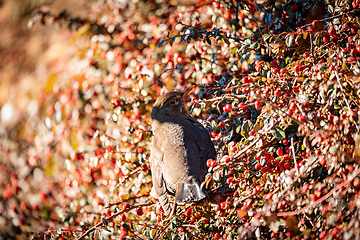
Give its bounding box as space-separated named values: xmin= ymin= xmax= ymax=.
xmin=123 ymin=203 xmax=130 ymax=209
xmin=274 ymin=89 xmax=281 ymax=97
xmin=270 ymin=60 xmax=278 ymax=68
xmin=210 ymin=160 xmax=217 ymax=168
xmin=136 ymin=64 xmax=143 ymax=71
xmin=177 ymin=56 xmax=184 ymax=64
xmin=178 ymin=227 xmax=185 ymax=233
xmin=331 ymin=228 xmax=338 ymax=236
xmin=226 ymin=177 xmax=235 ymax=184
xmin=168 ymin=60 xmax=174 ymax=68
xmin=223 ymin=103 xmax=232 ymax=113
xmin=302 ymin=183 xmax=310 ymax=192
xmin=239 ymin=102 xmax=245 ymax=109
xmin=223 ymin=156 xmax=231 ymax=163
xmin=319 ymin=231 xmax=327 ymax=239
xmin=283 ymin=154 xmax=290 ymax=161
xmin=291 ymin=3 xmax=298 ymax=10
xmin=283 ymin=139 xmax=289 ymax=145
xmin=356 ymin=46 xmax=360 ymax=53
xmin=276 ymin=148 xmax=283 ymax=156
xmin=220 ymin=201 xmax=229 ymax=209
xmin=120 ymin=226 xmax=128 ymax=235
xmin=298 ymin=114 xmax=306 ymax=122
xmin=280 ymin=68 xmax=287 ymax=75
xmin=242 ymin=76 xmax=250 ymax=84
xmin=119 ymin=214 xmax=126 ymax=221
xmin=255 ymin=100 xmax=262 ymax=110
xmin=255 ymin=64 xmax=262 ymax=72
xmin=207 ymin=159 xmax=214 ymax=168
xmin=224 ymin=11 xmax=231 ymax=20
xmin=249 ymin=130 xmax=256 ymax=136
xmin=328 ymin=26 xmax=336 ymax=36
xmin=214 ymin=233 xmax=221 ymax=239
xmin=271 ymin=232 xmax=277 ymax=238
xmin=272 ymin=67 xmax=279 ymax=75
xmin=185 ymin=208 xmax=192 ymax=217
xmin=136 ymin=208 xmax=143 ymax=216
xmin=349 ymin=165 xmax=355 ymax=172
xmin=294 ymin=65 xmax=301 ymax=72
xmin=212 ymin=1 xmax=220 ymax=8
xmin=312 ymin=20 xmax=318 ymax=27
xmin=255 ymin=163 xmax=262 ymax=170
xmin=290 ymin=102 xmax=297 ymax=110
xmin=194 ymin=212 xmax=201 ymax=219
xmin=323 ymin=35 xmax=330 ymax=43
xmin=229 ymin=145 xmax=238 ymax=154
xmin=284 ymin=162 xmax=291 ymax=169
xmin=218 ymin=121 xmax=225 ymax=128
xmin=320 ymin=157 xmax=326 ymax=166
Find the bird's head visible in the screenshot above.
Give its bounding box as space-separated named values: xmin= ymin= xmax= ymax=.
xmin=151 ymin=87 xmax=194 ymax=120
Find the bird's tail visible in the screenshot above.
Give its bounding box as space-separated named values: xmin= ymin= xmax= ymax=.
xmin=175 ymin=179 xmax=208 ymax=203
xmin=158 ymin=194 xmax=172 ymax=216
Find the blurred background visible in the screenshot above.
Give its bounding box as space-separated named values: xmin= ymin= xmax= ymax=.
xmin=0 ymin=0 xmax=86 ymax=116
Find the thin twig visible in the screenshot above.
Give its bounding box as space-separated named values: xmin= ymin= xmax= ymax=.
xmin=335 ymin=71 xmax=359 ymax=132
xmin=265 ymin=155 xmax=319 ymax=214
xmin=115 ymin=168 xmax=141 ymax=188
xmin=77 ymin=202 xmax=154 ymax=240
xmin=291 ymin=137 xmax=300 ymax=177
xmin=277 ymin=167 xmax=360 ymax=217
xmin=105 ymin=194 xmax=150 ymax=208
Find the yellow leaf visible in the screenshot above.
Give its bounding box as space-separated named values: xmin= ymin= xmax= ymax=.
xmin=69 ymin=23 xmax=90 ymax=44
xmin=303 ymin=31 xmax=308 ymax=39
xmin=44 ymin=73 xmax=57 ymax=94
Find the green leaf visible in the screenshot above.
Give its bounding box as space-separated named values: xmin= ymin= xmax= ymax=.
xmin=213 ymin=171 xmax=220 ymax=181
xmin=285 ymin=34 xmax=294 ymax=47
xmin=231 ymin=47 xmax=238 ymax=55
xmin=328 ymin=5 xmax=334 ymax=13
xmin=244 ymin=38 xmax=251 ymax=46
xmin=250 ymin=42 xmax=260 ymax=49
xmin=236 ymin=125 xmax=241 ymax=134
xmin=241 ymin=120 xmax=253 ymax=138
xmin=355 ymin=67 xmax=360 ymax=75
xmin=263 ymin=33 xmax=271 ymax=42
xmin=272 ymin=126 xmax=286 ymax=140
xmin=295 ymin=34 xmax=303 ymax=44
xmin=198 ymin=88 xmax=205 ymax=99
xmin=222 ymin=34 xmax=230 ymax=44
xmin=313 ymin=34 xmax=321 ymax=46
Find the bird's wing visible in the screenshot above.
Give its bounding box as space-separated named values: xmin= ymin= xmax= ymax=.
xmin=171 ymin=118 xmax=215 ymax=202
xmin=149 ymin=138 xmax=172 ymax=216
xmin=185 ymin=119 xmax=216 ymax=181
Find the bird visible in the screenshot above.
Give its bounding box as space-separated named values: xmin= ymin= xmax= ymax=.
xmin=149 ymin=87 xmax=216 ymax=216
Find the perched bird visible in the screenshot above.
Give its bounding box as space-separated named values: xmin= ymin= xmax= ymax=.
xmin=149 ymin=88 xmax=216 ymax=216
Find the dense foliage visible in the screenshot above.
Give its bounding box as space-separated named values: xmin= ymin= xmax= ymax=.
xmin=1 ymin=0 xmax=360 ymax=239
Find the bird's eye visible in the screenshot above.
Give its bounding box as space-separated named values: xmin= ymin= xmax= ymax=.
xmin=170 ymin=100 xmax=176 ymax=105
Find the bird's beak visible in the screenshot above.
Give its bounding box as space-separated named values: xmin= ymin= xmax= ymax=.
xmin=182 ymin=85 xmax=195 ymax=99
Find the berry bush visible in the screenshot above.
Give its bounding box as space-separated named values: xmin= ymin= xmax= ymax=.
xmin=1 ymin=0 xmax=360 ymax=239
